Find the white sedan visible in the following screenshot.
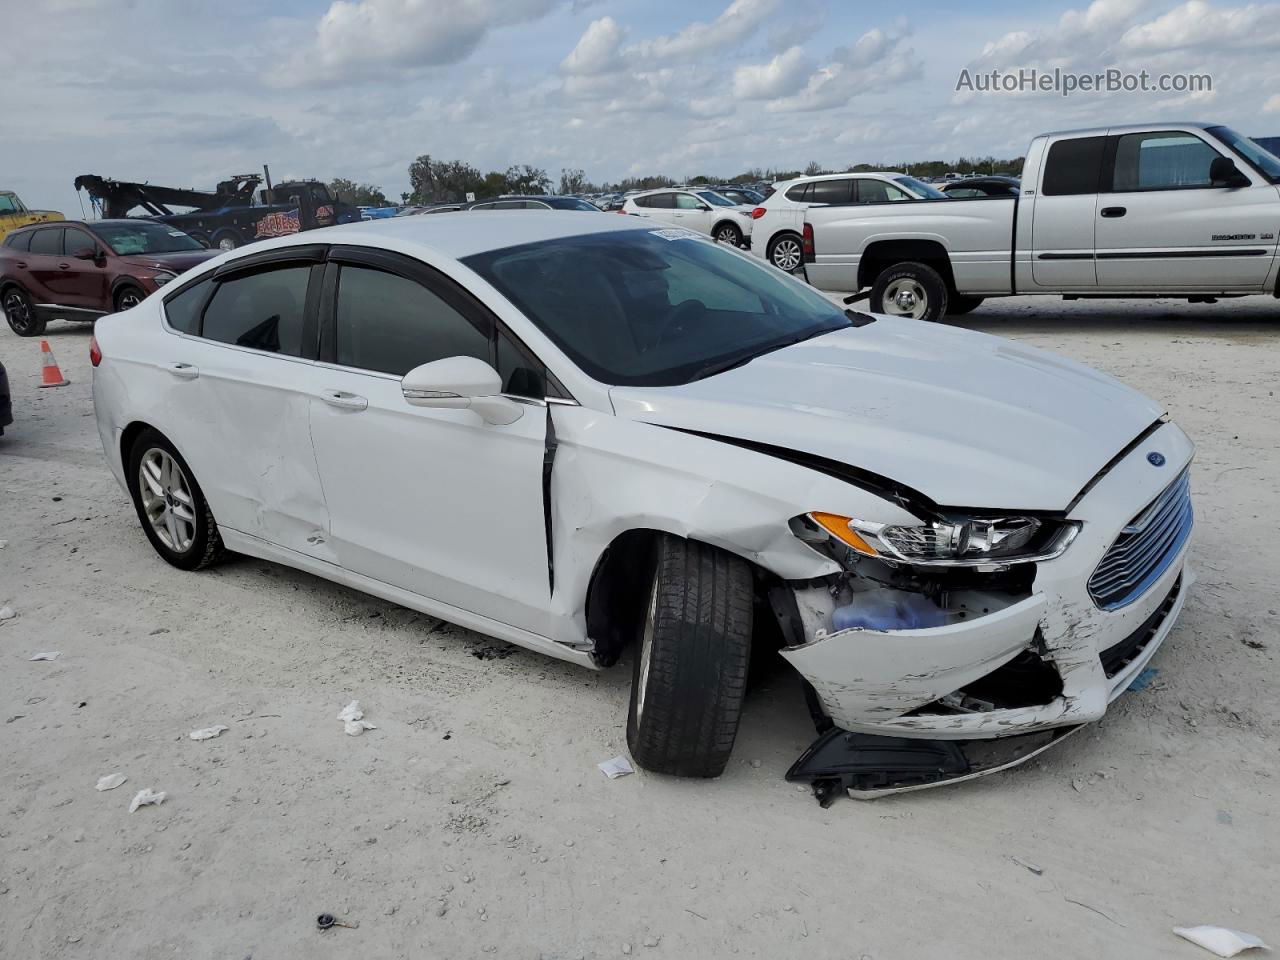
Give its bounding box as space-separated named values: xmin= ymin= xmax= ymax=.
xmin=91 ymin=213 xmax=1193 ymax=798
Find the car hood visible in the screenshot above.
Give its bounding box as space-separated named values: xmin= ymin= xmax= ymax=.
xmin=118 ymin=250 xmax=220 ymax=272
xmin=608 ymin=318 xmax=1164 ymax=512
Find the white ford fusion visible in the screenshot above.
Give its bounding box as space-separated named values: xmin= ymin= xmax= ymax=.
xmin=91 ymin=213 xmax=1193 ymax=800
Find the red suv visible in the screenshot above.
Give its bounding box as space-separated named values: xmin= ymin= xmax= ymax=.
xmin=0 ymin=219 xmax=218 ymax=337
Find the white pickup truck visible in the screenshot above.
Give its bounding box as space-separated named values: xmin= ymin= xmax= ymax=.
xmin=802 ymin=122 xmax=1280 ymax=322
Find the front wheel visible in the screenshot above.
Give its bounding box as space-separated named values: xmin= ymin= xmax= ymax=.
xmin=212 ymin=230 xmax=242 ymax=252
xmin=3 ymin=286 xmax=45 ymax=337
xmin=627 ymin=535 xmax=753 ymax=778
xmin=114 ymin=285 xmax=145 ymax=312
xmin=126 ymin=429 xmax=225 ymax=571
xmin=713 ymin=222 xmax=743 ymax=247
xmin=869 ymin=261 xmax=949 ymax=322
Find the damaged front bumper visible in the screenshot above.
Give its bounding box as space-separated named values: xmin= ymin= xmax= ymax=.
xmin=781 ymin=423 xmax=1195 ymax=801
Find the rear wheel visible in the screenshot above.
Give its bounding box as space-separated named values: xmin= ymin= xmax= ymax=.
xmin=126 ymin=429 xmax=224 ymax=571
xmin=3 ymin=286 xmax=45 ymax=337
xmin=713 ymin=222 xmax=743 ymax=247
xmin=947 ymin=295 xmax=985 ymax=316
xmin=627 ymin=535 xmax=753 ymax=778
xmin=212 ymin=229 xmax=242 ymax=252
xmin=767 ymin=233 xmax=803 ymax=273
xmin=870 ymin=261 xmax=949 ymax=322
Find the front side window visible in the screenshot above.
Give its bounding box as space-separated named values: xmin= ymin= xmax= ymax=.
xmin=463 ymin=228 xmax=851 ymax=387
xmin=1042 ymin=136 xmax=1105 ymax=196
xmin=29 ymin=228 xmax=63 ymax=255
xmin=92 ymin=222 xmax=202 ymax=255
xmin=202 ymin=266 xmax=311 ymax=355
xmin=855 ymin=180 xmax=913 ymax=203
xmin=64 ymin=229 xmax=99 ymax=258
xmin=334 ymin=265 xmax=490 ymax=376
xmin=674 ymin=194 xmax=705 ymax=210
xmin=0 ymin=195 xmax=18 ymax=214
xmin=1111 ymin=132 xmax=1222 ymax=191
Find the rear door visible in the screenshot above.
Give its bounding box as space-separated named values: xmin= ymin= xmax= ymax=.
xmin=152 ymin=247 xmax=335 ymax=560
xmin=1029 ymin=135 xmax=1104 ymax=289
xmin=642 ymin=192 xmax=678 ymax=225
xmin=25 ymin=226 xmax=66 ymax=303
xmin=306 ymin=247 xmax=553 ymax=635
xmin=1095 ymin=129 xmax=1276 ymax=289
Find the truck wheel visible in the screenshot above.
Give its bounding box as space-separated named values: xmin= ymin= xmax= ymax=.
xmin=870 ymin=262 xmax=949 ymax=322
xmin=2 ymin=286 xmax=45 ymax=337
xmin=768 ymin=233 xmax=804 ymax=273
xmin=947 ymin=295 xmax=985 ymax=316
xmin=627 ymin=535 xmax=753 ymax=778
xmin=714 ymin=222 xmax=744 ymax=247
xmin=211 ymin=230 xmax=241 ymax=252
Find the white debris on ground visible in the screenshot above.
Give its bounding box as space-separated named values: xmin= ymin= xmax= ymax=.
xmin=0 ymin=605 xmax=15 ymax=621
xmin=188 ymin=724 xmax=229 ymax=741
xmin=338 ymin=699 xmax=377 ymax=736
xmin=128 ymin=788 xmax=167 ymax=813
xmin=94 ymin=773 xmax=127 ymax=792
xmin=1 ymin=299 xmax=1277 ymax=957
xmin=27 ymin=651 xmax=60 ymax=661
xmin=1173 ymin=926 xmax=1270 ymax=958
xmin=597 ymin=755 xmax=635 ymax=779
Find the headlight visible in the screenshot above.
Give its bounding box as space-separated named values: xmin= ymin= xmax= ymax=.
xmin=805 ymin=511 xmax=1079 ymax=567
xmin=152 ymin=272 xmax=177 ymax=286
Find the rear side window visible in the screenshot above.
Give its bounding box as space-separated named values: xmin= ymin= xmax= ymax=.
xmin=648 ymin=193 xmax=676 ymax=209
xmin=163 ymin=278 xmax=212 ymax=335
xmin=202 ymin=266 xmax=311 ymax=355
xmin=6 ymin=231 xmax=32 ymax=251
xmin=785 ymin=183 xmax=813 ymax=202
xmin=334 ymin=265 xmax=490 ymax=376
xmin=809 ymin=179 xmax=854 ymax=204
xmin=1042 ymin=136 xmax=1105 ymax=196
xmin=29 ymin=227 xmax=63 ymax=255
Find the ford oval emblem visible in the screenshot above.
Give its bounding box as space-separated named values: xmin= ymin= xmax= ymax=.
xmin=1147 ymin=452 xmax=1166 ymax=467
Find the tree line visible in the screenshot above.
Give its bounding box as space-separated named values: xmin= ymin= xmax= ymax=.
xmin=332 ymin=154 xmax=1026 ymax=207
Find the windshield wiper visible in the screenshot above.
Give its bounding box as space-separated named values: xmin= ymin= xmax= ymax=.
xmin=688 ymin=319 xmax=853 ymax=382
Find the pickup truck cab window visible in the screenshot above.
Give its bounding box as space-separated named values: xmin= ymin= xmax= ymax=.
xmin=1110 ymin=132 xmax=1221 ymax=191
xmin=1041 ymin=136 xmax=1106 ymax=196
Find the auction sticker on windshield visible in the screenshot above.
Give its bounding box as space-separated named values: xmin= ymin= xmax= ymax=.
xmin=649 ymin=228 xmax=704 ymax=242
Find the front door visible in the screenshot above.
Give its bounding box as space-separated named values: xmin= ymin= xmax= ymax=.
xmin=672 ymin=192 xmax=714 ymax=234
xmin=306 ymin=250 xmax=552 ymax=635
xmin=60 ymin=226 xmax=110 ymax=310
xmin=150 ymin=253 xmax=335 ymax=561
xmin=1095 ymin=130 xmax=1277 ymax=289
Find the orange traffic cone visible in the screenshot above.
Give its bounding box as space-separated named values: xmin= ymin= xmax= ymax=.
xmin=39 ymin=340 xmax=69 ymax=388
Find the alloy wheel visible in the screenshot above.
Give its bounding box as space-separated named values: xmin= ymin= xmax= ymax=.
xmin=117 ymin=289 xmax=143 ymax=311
xmin=3 ymin=291 xmax=36 ymax=335
xmin=771 ymin=238 xmax=802 ymax=272
xmin=716 ymin=225 xmax=739 ymax=245
xmin=138 ymin=448 xmax=197 ymax=553
xmin=882 ymin=278 xmax=929 ymax=320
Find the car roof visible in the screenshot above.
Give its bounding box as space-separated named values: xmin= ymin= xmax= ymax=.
xmin=1036 ymin=121 xmax=1216 ymax=139
xmin=222 ymin=210 xmax=655 ymax=261
xmin=771 ymin=171 xmax=903 ymax=189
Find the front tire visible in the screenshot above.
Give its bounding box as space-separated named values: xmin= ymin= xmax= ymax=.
xmin=212 ymin=229 xmax=242 ymax=252
xmin=714 ymin=222 xmax=743 ymax=247
xmin=114 ymin=285 xmax=145 ymax=313
xmin=3 ymin=286 xmax=45 ymax=337
xmin=126 ymin=429 xmax=224 ymax=571
xmin=627 ymin=535 xmax=753 ymax=778
xmin=869 ymin=261 xmax=949 ymax=322
xmin=767 ymin=232 xmax=804 ymax=273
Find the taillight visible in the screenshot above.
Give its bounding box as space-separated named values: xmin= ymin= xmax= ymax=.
xmin=89 ymin=335 xmax=102 ymax=367
xmin=617 ymin=208 xmax=627 ymax=214
xmin=802 ymin=223 xmax=815 ymax=262
xmin=751 ymin=207 xmax=766 ymax=219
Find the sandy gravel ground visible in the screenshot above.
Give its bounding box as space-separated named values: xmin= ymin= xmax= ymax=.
xmin=1 ymin=295 xmax=1278 ymax=959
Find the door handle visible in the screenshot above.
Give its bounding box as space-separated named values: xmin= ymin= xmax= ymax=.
xmin=165 ymin=362 xmax=199 ymax=380
xmin=1100 ymin=206 xmax=1127 ymax=218
xmin=58 ymin=262 xmax=70 ymax=269
xmin=320 ymin=389 xmax=368 ymax=411
xmin=15 ymin=261 xmax=26 ymax=269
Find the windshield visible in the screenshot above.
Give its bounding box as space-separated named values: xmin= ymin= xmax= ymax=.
xmin=92 ymin=221 xmax=203 ymax=255
xmin=463 ymin=228 xmax=851 ymax=386
xmin=894 ymin=176 xmax=947 ymax=199
xmin=550 ymin=197 xmax=602 ymax=211
xmin=697 ymin=191 xmax=736 ymax=207
xmin=1207 ymin=126 xmax=1280 ymax=182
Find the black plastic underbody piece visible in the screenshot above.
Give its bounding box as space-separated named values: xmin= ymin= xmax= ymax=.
xmin=786 ymin=728 xmax=970 ymax=807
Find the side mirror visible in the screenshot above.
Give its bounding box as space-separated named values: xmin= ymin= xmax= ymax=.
xmin=73 ymin=248 xmax=100 ymax=261
xmin=401 ymin=356 xmax=523 ymax=425
xmin=1210 ymin=156 xmax=1250 ymax=188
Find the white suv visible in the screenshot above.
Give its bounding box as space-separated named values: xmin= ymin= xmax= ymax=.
xmin=621 ymin=188 xmax=754 ymax=247
xmin=750 ymin=173 xmax=946 ymax=272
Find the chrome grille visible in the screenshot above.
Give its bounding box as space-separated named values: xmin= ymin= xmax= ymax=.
xmin=1088 ymin=467 xmax=1192 ymax=610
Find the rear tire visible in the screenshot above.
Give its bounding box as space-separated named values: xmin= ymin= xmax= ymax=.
xmin=211 ymin=229 xmax=242 ymax=252
xmin=947 ymin=295 xmax=985 ymax=316
xmin=627 ymin=535 xmax=753 ymax=778
xmin=767 ymin=232 xmax=804 ymax=273
xmin=126 ymin=428 xmax=224 ymax=571
xmin=3 ymin=286 xmax=45 ymax=337
xmin=869 ymin=261 xmax=948 ymax=322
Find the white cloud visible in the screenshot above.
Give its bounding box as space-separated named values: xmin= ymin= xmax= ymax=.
xmin=733 ymin=46 xmax=813 ymax=99
xmin=561 ymin=16 xmax=624 ymax=74
xmin=765 ymin=29 xmax=921 ymax=112
xmin=1264 ymin=93 xmax=1280 ymax=113
xmin=626 ymin=0 xmax=780 ymax=62
xmin=1120 ymin=0 xmax=1280 ymax=49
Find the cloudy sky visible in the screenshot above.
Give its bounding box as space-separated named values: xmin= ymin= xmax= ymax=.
xmin=8 ymin=0 xmax=1279 ymax=211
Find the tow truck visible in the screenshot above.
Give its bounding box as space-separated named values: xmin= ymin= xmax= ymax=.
xmin=74 ymin=172 xmax=362 ymax=251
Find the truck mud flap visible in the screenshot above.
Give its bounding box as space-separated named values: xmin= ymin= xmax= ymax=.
xmin=786 ymin=725 xmax=1082 ymax=806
